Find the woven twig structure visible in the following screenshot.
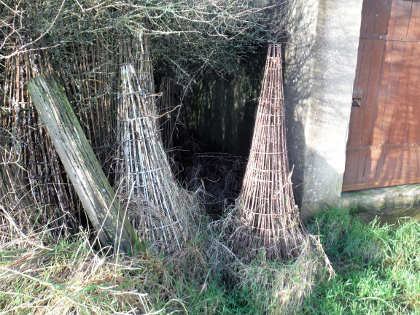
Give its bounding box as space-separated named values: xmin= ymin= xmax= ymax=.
xmin=116 ymin=34 xmax=190 ymax=253
xmin=61 ymin=39 xmax=119 ymax=169
xmin=0 ymin=52 xmax=81 ymax=233
xmin=0 ymin=30 xmax=126 ymax=235
xmin=231 ymin=44 xmax=306 ymax=260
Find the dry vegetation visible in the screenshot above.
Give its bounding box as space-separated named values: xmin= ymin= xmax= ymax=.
xmin=0 ymin=1 xmax=335 ymax=313
xmin=2 ymin=2 xmax=415 ymax=315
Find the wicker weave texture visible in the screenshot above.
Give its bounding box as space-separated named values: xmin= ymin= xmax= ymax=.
xmin=116 ymin=35 xmax=189 ymax=252
xmin=233 ymin=44 xmax=305 ymax=259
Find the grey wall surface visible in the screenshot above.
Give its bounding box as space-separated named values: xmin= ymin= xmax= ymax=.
xmin=285 ymin=0 xmax=363 ymax=219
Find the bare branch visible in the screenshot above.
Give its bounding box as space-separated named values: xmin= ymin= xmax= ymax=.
xmin=0 ymin=0 xmax=66 ymax=60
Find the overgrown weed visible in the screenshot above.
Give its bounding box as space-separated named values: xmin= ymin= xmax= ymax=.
xmin=207 ymin=206 xmax=335 ymax=315
xmin=0 ymin=229 xmax=153 ymax=314
xmin=1 ymin=205 xmax=418 ymax=314
xmin=303 ymin=209 xmax=419 ymax=314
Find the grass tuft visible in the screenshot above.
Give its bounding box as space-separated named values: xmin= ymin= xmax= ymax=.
xmin=303 ymin=209 xmax=420 ymax=315
xmin=0 ymin=232 xmax=154 ymax=314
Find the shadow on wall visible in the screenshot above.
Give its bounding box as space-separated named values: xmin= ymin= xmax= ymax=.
xmin=283 ymin=0 xmax=317 ymax=207
xmin=283 ymin=0 xmax=354 ymax=210
xmin=184 ymin=53 xmax=266 ymax=156
xmin=284 ymin=57 xmax=307 ymax=207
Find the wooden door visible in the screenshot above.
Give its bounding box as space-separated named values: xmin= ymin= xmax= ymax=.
xmin=343 ymin=0 xmax=420 ymax=192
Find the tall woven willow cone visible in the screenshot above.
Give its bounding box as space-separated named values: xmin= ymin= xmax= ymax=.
xmin=116 ymin=34 xmax=190 ymax=253
xmin=231 ymin=44 xmax=306 ymax=260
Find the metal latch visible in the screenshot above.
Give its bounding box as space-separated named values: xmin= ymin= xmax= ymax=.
xmin=352 ymin=97 xmax=361 ymax=107
xmin=352 ymin=88 xmax=362 ymax=107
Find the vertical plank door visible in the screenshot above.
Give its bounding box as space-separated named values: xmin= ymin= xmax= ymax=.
xmin=343 ymin=0 xmax=420 ymax=191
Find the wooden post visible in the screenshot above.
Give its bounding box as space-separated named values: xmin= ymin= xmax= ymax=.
xmin=28 ymin=75 xmax=143 ymax=255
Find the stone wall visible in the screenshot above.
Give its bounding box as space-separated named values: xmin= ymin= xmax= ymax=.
xmin=284 ymin=0 xmax=363 ymax=219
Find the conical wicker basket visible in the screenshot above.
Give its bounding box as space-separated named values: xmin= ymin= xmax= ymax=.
xmin=116 ymin=34 xmax=192 ymax=253
xmin=231 ymin=44 xmax=306 ymax=260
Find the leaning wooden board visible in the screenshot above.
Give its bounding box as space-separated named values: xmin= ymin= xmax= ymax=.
xmin=28 ymin=76 xmax=143 ymax=255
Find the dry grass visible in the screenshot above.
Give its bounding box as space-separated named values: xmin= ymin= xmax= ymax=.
xmin=0 ymin=201 xmax=208 ymax=314
xmin=0 ymin=193 xmax=218 ymax=315
xmin=235 ymin=235 xmax=334 ymax=314
xmin=209 ymin=206 xmax=335 ymax=315
xmin=0 ymin=209 xmax=152 ymax=314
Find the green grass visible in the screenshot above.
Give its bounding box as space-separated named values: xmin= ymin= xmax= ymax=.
xmin=0 ymin=209 xmax=418 ymax=314
xmin=208 ymin=209 xmax=419 ymax=315
xmin=302 ymin=209 xmax=419 ymax=315
xmin=153 ymin=208 xmax=420 ymax=315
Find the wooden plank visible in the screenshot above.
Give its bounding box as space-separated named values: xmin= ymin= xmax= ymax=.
xmin=344 ymin=0 xmax=420 ymax=191
xmin=407 ymin=1 xmax=420 ymax=39
xmin=387 ymin=0 xmax=412 ymax=38
xmin=347 ymin=39 xmax=386 ymax=148
xmin=363 ymin=40 xmax=386 ymax=146
xmin=360 ymin=34 xmax=420 ymax=41
xmin=348 ymin=39 xmax=369 ymax=147
xmin=407 ymin=42 xmax=420 ymax=141
xmin=343 ymin=146 xmax=420 ymax=191
xmin=388 ymin=42 xmax=408 ymax=144
xmin=369 ymin=40 xmax=399 ymax=146
xmin=28 ymin=76 xmax=143 ymax=255
xmin=389 ymin=42 xmax=420 ymax=144
xmin=361 ymin=0 xmax=392 ymax=36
